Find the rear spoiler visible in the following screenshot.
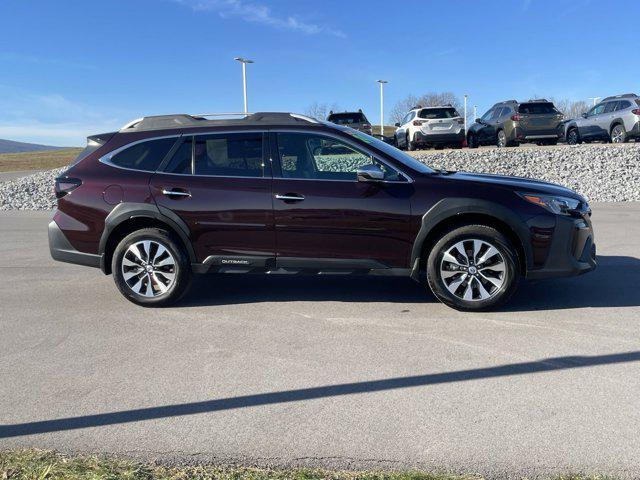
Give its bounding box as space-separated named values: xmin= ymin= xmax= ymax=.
xmin=71 ymin=131 xmax=116 ymax=166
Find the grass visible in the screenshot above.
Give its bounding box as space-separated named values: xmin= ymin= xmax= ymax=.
xmin=0 ymin=449 xmax=617 ymax=480
xmin=0 ymin=148 xmax=82 ymax=173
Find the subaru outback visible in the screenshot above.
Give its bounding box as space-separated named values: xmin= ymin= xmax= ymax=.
xmin=394 ymin=105 xmax=465 ymax=150
xmin=467 ymin=99 xmax=564 ymax=148
xmin=49 ymin=112 xmax=596 ymax=311
xmin=326 ymin=110 xmax=372 ymax=135
xmin=563 ymin=93 xmax=640 ymax=145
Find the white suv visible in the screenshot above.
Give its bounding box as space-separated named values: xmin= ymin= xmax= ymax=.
xmin=394 ymin=105 xmax=465 ymax=150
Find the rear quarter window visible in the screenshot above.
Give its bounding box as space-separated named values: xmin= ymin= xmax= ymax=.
xmin=110 ymin=137 xmax=176 ymax=171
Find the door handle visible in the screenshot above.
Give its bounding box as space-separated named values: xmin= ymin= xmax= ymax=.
xmin=161 ymin=188 xmax=191 ymax=198
xmin=275 ymin=194 xmax=305 ymax=202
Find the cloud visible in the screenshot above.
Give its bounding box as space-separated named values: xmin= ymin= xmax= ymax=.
xmin=0 ymin=85 xmax=125 ymax=146
xmin=174 ymin=0 xmax=345 ymax=37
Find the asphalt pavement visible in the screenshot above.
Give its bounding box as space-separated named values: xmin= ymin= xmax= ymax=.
xmin=1 ymin=203 xmax=639 ymax=479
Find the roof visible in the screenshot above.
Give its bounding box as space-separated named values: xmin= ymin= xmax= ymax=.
xmin=602 ymin=93 xmax=638 ymax=102
xmin=120 ymin=112 xmax=319 ymax=132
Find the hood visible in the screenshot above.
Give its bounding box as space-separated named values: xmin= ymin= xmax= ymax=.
xmin=443 ymin=171 xmax=584 ymax=200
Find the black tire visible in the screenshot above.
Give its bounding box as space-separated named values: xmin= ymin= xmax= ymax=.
xmin=496 ymin=130 xmax=507 ymax=148
xmin=426 ymin=225 xmax=519 ymax=311
xmin=566 ymin=128 xmax=580 ymax=145
xmin=407 ymin=133 xmax=416 ymax=151
xmin=467 ymin=132 xmax=478 ymax=149
xmin=610 ymin=124 xmax=628 ymax=143
xmin=112 ymin=228 xmax=192 ymax=307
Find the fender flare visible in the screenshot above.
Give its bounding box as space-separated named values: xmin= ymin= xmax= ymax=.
xmin=98 ymin=202 xmax=196 ymax=271
xmin=609 ymin=118 xmax=625 ymax=134
xmin=409 ymin=198 xmax=533 ymax=279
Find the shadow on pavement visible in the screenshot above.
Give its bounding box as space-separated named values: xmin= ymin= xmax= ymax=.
xmin=2 ymin=350 xmax=639 ymax=439
xmin=179 ymin=255 xmax=640 ymax=310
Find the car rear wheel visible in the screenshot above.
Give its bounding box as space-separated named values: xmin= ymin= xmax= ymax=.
xmin=611 ymin=124 xmax=627 ymax=143
xmin=112 ymin=228 xmax=192 ymax=307
xmin=426 ymin=225 xmax=519 ymax=311
xmin=406 ymin=133 xmax=416 ymax=151
xmin=496 ymin=130 xmax=507 ymax=148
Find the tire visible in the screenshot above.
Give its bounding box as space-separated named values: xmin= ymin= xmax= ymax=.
xmin=496 ymin=130 xmax=507 ymax=148
xmin=467 ymin=133 xmax=478 ymax=149
xmin=567 ymin=128 xmax=580 ymax=145
xmin=426 ymin=225 xmax=519 ymax=311
xmin=407 ymin=133 xmax=416 ymax=151
xmin=611 ymin=124 xmax=627 ymax=143
xmin=112 ymin=228 xmax=192 ymax=307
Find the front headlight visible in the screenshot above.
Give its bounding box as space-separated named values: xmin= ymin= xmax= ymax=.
xmin=519 ymin=193 xmax=581 ymax=215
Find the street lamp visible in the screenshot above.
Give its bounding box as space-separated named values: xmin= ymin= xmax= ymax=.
xmin=234 ymin=57 xmax=254 ymax=113
xmin=473 ymin=105 xmax=478 ymax=121
xmin=588 ymin=96 xmax=601 ymax=106
xmin=463 ymin=94 xmax=468 ymax=134
xmin=377 ymin=80 xmax=388 ymax=136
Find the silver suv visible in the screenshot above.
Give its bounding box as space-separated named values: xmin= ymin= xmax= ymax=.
xmin=564 ymin=93 xmax=640 ymax=144
xmin=394 ymin=105 xmax=465 ymax=150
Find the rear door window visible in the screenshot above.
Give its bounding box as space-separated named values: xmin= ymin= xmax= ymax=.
xmin=164 ymin=138 xmax=193 ymax=174
xmin=194 ymin=133 xmax=264 ymax=177
xmin=110 ymin=137 xmax=177 ymax=171
xmin=604 ymin=102 xmax=618 ymax=114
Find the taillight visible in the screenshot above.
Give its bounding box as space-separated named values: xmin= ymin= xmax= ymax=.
xmin=54 ymin=177 xmax=82 ymax=199
xmin=362 ymin=123 xmax=371 ymax=129
xmin=632 ymin=109 xmax=640 ymax=115
xmin=511 ymin=114 xmax=521 ymax=121
xmin=413 ymin=120 xmax=425 ymax=126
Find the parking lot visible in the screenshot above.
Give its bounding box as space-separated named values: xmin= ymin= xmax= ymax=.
xmin=1 ymin=203 xmax=639 ymax=478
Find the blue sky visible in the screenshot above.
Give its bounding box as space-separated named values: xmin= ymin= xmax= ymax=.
xmin=0 ymin=0 xmax=637 ymax=146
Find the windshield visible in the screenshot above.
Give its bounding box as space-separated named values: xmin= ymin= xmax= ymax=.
xmin=325 ymin=123 xmax=434 ymax=174
xmin=328 ymin=112 xmax=366 ymax=124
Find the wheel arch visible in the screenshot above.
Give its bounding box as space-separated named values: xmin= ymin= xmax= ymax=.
xmin=99 ymin=202 xmax=195 ymax=274
xmin=610 ymin=119 xmax=625 ymax=134
xmin=410 ymin=199 xmax=530 ymax=280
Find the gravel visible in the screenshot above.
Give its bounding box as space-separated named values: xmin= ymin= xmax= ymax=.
xmin=411 ymin=143 xmax=640 ymax=202
xmin=0 ymin=144 xmax=638 ymax=210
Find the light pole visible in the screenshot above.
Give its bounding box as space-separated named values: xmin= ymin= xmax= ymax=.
xmin=463 ymin=94 xmax=468 ymax=134
xmin=473 ymin=105 xmax=478 ymax=121
xmin=588 ymin=96 xmax=601 ymax=106
xmin=234 ymin=57 xmax=254 ymax=113
xmin=377 ymin=80 xmax=388 ymax=136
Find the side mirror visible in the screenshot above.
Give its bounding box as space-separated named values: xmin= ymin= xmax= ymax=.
xmin=357 ymin=164 xmax=385 ymax=183
xmin=581 ymin=112 xmax=588 ymax=118
xmin=394 ymin=122 xmax=401 ymax=127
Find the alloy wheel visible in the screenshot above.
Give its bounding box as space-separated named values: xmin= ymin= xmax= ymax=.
xmin=611 ymin=126 xmax=625 ymax=143
xmin=567 ymin=129 xmax=578 ymax=145
xmin=121 ymin=240 xmax=176 ymax=297
xmin=440 ymin=239 xmax=507 ymax=301
xmin=497 ymin=131 xmax=506 ymax=148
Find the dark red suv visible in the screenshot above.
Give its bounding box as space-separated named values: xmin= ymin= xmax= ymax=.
xmin=49 ymin=112 xmax=596 ymax=310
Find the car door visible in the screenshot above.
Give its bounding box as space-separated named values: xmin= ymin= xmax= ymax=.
xmin=150 ymin=131 xmax=275 ymax=265
xmin=600 ymin=101 xmax=619 ymax=137
xmin=270 ymin=130 xmax=413 ymax=270
xmin=579 ymin=103 xmax=605 ymax=140
xmin=477 ymin=108 xmax=497 ymax=144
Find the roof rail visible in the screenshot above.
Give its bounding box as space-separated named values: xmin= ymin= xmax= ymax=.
xmin=528 ymin=98 xmax=549 ymax=102
xmin=494 ymin=100 xmax=518 ymax=106
xmin=602 ymin=93 xmax=638 ymax=101
xmin=119 ymin=112 xmax=318 ymax=132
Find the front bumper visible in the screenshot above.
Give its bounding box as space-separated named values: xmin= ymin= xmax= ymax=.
xmin=526 ymin=214 xmax=596 ymax=279
xmin=414 ymin=129 xmax=465 ymax=145
xmin=49 ymin=219 xmax=101 ymax=268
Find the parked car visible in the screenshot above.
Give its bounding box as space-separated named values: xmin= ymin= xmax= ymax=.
xmin=394 ymin=105 xmax=465 ymax=150
xmin=327 ymin=110 xmax=372 ymax=135
xmin=467 ymin=99 xmax=564 ymax=148
xmin=563 ymin=94 xmax=640 ymax=145
xmin=49 ymin=112 xmax=596 ymax=311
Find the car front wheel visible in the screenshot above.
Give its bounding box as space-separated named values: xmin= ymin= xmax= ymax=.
xmin=112 ymin=228 xmax=192 ymax=307
xmin=426 ymin=225 xmax=519 ymax=311
xmin=567 ymin=128 xmax=580 ymax=145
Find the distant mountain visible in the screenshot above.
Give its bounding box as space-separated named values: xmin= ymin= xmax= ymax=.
xmin=0 ymin=138 xmax=70 ymax=154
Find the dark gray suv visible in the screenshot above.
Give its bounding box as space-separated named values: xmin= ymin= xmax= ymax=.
xmin=327 ymin=110 xmax=372 ymax=135
xmin=467 ymin=99 xmax=564 ymax=148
